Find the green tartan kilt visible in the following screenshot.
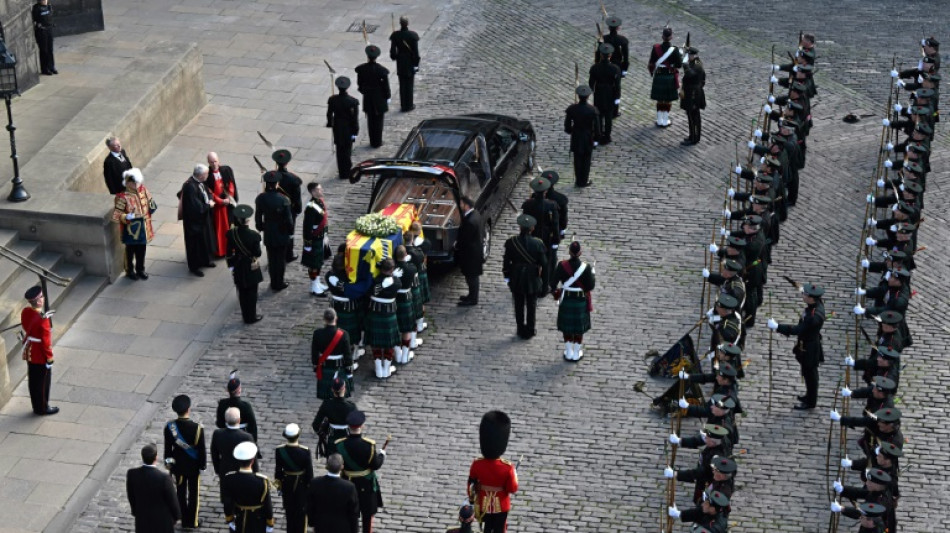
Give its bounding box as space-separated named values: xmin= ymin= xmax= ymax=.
xmin=396 ymin=293 xmax=415 ymax=333
xmin=333 ymin=304 xmax=363 ymax=345
xmin=557 ymin=293 xmax=591 ymax=334
xmin=301 ymin=243 xmax=325 ymax=269
xmin=418 ymin=271 xmax=431 ymax=303
xmin=316 ymin=366 xmax=354 ymax=400
xmin=410 ymin=285 xmax=424 ymax=320
xmin=650 ymin=72 xmax=679 ymax=102
xmin=366 ymin=308 xmax=400 ymax=347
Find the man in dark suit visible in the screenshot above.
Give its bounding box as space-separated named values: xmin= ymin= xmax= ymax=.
xmin=327 ymin=76 xmax=360 ymax=180
xmin=307 ymin=453 xmax=360 ymax=533
xmin=211 ymin=407 xmax=256 ymax=478
xmin=564 ymin=86 xmax=600 ymax=187
xmin=274 ymin=424 xmax=313 ymax=533
xmin=454 ymin=196 xmax=484 ymax=306
xmin=335 ymin=411 xmax=385 ymax=533
xmin=227 ymin=205 xmax=265 ymax=324
xmin=180 ymin=164 xmax=216 ymax=276
xmin=215 ymin=372 xmax=259 ymax=442
xmin=389 ymin=16 xmax=420 ymax=112
xmin=256 ymin=170 xmax=295 ymax=291
xmin=520 ymin=177 xmax=560 ymax=296
xmin=127 ymin=443 xmax=181 ymax=533
xmin=163 ymin=395 xmax=206 ymax=530
xmin=103 ymin=137 xmax=133 ymax=194
xmin=356 ymin=45 xmax=392 ymax=148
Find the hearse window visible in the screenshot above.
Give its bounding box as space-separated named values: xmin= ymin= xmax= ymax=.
xmin=455 ymin=141 xmax=489 ymax=198
xmin=402 ymin=129 xmax=468 ymax=162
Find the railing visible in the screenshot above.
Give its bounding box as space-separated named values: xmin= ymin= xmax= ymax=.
xmin=0 ymin=243 xmax=71 ymax=328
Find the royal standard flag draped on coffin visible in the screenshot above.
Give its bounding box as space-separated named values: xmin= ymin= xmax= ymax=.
xmin=344 ymin=203 xmax=420 ymax=283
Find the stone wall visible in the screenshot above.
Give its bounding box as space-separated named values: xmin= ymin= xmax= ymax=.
xmin=0 ymin=0 xmax=41 ymax=93
xmin=51 ymin=0 xmax=104 ymax=36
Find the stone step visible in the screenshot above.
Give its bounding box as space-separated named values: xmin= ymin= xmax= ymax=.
xmin=0 ymin=233 xmax=44 ymax=297
xmin=0 ymin=250 xmax=68 ymax=331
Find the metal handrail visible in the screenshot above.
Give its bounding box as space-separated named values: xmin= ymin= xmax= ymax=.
xmin=0 ymin=244 xmax=71 ymax=287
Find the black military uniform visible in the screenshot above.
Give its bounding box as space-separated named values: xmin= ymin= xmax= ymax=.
xmin=680 ymin=48 xmax=706 ymax=145
xmin=771 ymin=283 xmax=825 ymax=410
xmin=312 ymin=380 xmax=358 ymax=457
xmin=853 ymin=347 xmax=901 ymax=390
xmin=520 ymin=177 xmax=560 ymax=294
xmin=313 ymin=322 xmax=354 ymax=399
xmin=356 ymin=45 xmax=392 ymax=148
xmin=221 ymin=443 xmax=274 ymax=533
xmin=163 ymin=395 xmax=206 ymax=530
xmin=32 ymin=1 xmax=56 ymax=75
xmin=541 ymin=171 xmax=569 ymax=280
xmin=596 ymin=17 xmax=629 ymax=117
xmin=255 ymin=171 xmax=294 ymax=291
xmin=670 ymin=487 xmax=729 ymax=533
xmin=328 ymin=76 xmax=361 ymax=180
xmin=336 ymin=411 xmax=385 ymax=533
xmin=672 ymin=425 xmax=733 ymax=505
xmin=271 ymin=149 xmax=302 ymax=263
xmin=389 ymin=17 xmax=420 ymax=111
xmin=705 ymin=259 xmax=746 ymax=314
xmin=274 ymin=426 xmax=314 ymax=533
xmin=589 ymin=43 xmax=621 ymax=144
xmin=707 ymin=294 xmax=742 ymax=352
xmin=227 ymin=205 xmax=264 ymax=324
xmin=215 ymin=374 xmax=259 ymax=442
xmin=564 ymin=85 xmax=600 ymax=187
xmin=503 ymin=214 xmax=547 ymax=340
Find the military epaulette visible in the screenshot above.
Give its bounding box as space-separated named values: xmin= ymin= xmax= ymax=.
xmin=299 ymin=445 xmax=309 ymax=450
xmin=224 ymin=470 xmax=238 ymax=477
xmin=361 ymin=436 xmax=376 ymax=445
xmin=500 ymin=458 xmax=514 ymax=465
xmin=255 ymin=473 xmax=270 ymax=480
xmin=333 ymin=437 xmax=347 ymax=444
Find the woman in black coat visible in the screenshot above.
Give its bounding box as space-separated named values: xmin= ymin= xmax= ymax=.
xmin=680 ymin=47 xmax=706 ymax=145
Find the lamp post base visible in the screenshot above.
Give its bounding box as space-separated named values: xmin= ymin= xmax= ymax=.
xmin=7 ymin=179 xmax=29 ymax=202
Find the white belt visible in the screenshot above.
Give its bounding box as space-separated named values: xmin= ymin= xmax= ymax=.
xmin=326 ymin=355 xmax=342 ymax=361
xmin=331 ymin=295 xmax=350 ymax=302
xmin=397 ymin=289 xmax=411 ymax=294
xmin=563 ymin=287 xmax=583 ymax=292
xmin=371 ymin=296 xmax=395 ymax=304
xmin=23 ymin=336 xmax=41 ymax=345
xmin=330 ymin=424 xmax=348 ymax=430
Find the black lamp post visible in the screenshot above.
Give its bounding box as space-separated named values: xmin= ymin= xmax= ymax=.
xmin=0 ymin=38 xmax=28 ymax=202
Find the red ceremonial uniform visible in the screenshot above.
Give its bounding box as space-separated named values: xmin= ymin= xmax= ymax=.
xmin=468 ymin=458 xmax=518 ymax=514
xmin=21 ymin=306 xmax=53 ymax=364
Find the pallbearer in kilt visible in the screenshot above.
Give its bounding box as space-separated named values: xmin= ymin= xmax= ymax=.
xmin=393 ymin=246 xmax=418 ymax=364
xmin=648 ymin=26 xmax=683 ymax=127
xmin=312 ymin=308 xmax=354 ymax=400
xmin=326 ymin=253 xmax=371 ymax=364
xmin=404 ymin=221 xmax=431 ymax=340
xmin=366 ymin=258 xmax=401 ymax=378
xmin=302 ymin=182 xmax=329 ymax=297
xmin=553 ymin=241 xmax=595 ymax=361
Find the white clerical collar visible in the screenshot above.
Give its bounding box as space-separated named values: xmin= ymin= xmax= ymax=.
xmin=226 ymin=424 xmax=241 ymax=429
xmin=326 ymin=472 xmax=341 ymax=478
xmin=112 ymin=151 xmax=123 ymax=159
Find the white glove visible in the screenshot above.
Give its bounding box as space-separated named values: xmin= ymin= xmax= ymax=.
xmin=866 ymin=193 xmax=874 ymax=204
xmin=669 ymin=434 xmax=680 ymax=445
xmin=876 ymin=178 xmax=885 ymax=188
xmin=763 ymin=104 xmax=772 ymax=114
xmin=719 ymin=227 xmax=729 ymax=236
xmin=759 ymin=156 xmax=766 ymax=164
xmin=668 ymin=505 xmax=681 ymax=518
xmin=841 ymin=387 xmax=852 ymax=398
xmin=351 ymin=135 xmax=357 ymax=141
xmin=866 ymin=237 xmax=876 ymax=246
xmin=882 ymin=118 xmax=890 ymax=127
xmin=42 ymin=310 xmax=55 ymax=319
xmin=706 ymin=350 xmax=715 ymax=362
xmin=833 ymin=480 xmax=844 ymax=494
xmin=728 ymin=187 xmax=736 ymax=198
xmin=413 ymin=66 xmax=419 ymax=72
xmin=504 ymin=278 xmax=510 ymax=284
xmin=722 ymin=209 xmax=731 ymax=219
xmin=228 ymin=266 xmax=234 ymax=272
xmin=551 ymin=244 xmax=558 ymax=250
xmin=734 ymin=165 xmax=742 ymax=175
xmin=706 ymin=308 xmax=715 ymax=319
xmin=709 ymin=314 xmax=721 ymax=324
xmin=678 ymin=397 xmax=689 ymax=409
xmin=266 ymin=528 xmax=274 ymax=533
xmin=328 ymin=275 xmax=340 ymax=287
xmin=894 ymin=103 xmax=903 ymax=113
xmin=861 ymin=259 xmax=870 ymax=269
xmin=896 ymin=79 xmax=905 ymax=88
xmin=844 ymin=355 xmax=855 ymax=367
xmin=393 ymin=267 xmax=404 ymax=278
xmin=866 ymin=218 xmax=876 ymax=228
xmin=621 ymin=71 xmax=627 ymax=77
xmin=379 ymin=448 xmax=387 ymax=455
xmin=885 ymin=142 xmax=894 ymax=152
xmin=890 ymin=69 xmax=899 ymax=78
xmin=614 ymin=99 xmax=620 ymax=105
xmin=664 ymin=466 xmax=675 ymax=478
xmin=387 ymin=98 xmax=391 ymax=104
xmin=830 ymin=410 xmax=841 ymax=422
xmin=125 ymin=213 xmax=136 ymax=220
xmin=918 ymin=59 xmax=924 ymax=71
xmin=747 ymin=140 xmax=756 ymax=149
xmin=702 ymin=267 xmax=710 ymax=278
xmin=884 ymin=160 xmax=893 ymax=168
xmin=229 ymin=523 xmax=237 ymax=532
xmin=770 ymin=75 xmax=779 ymax=84
xmin=767 ymin=318 xmax=778 ymax=330
xmin=831 ymin=502 xmax=843 ymax=513
xmin=768 ymin=95 xmax=776 ymax=104
xmin=45 ymin=362 xmax=53 ymax=369
xmin=381 ymin=277 xmax=394 ymax=288
xmin=792 ymin=65 xmax=800 ymax=73
xmin=303 ymin=247 xmax=313 ymax=252
xmin=754 ymin=129 xmax=763 ymax=138
xmin=889 ymin=224 xmax=898 ymax=233
xmin=841 ymin=456 xmax=853 ymax=468
xmin=853 ymin=305 xmax=865 ymax=315
xmin=772 ymin=64 xmax=781 ymax=71
xmin=708 ymin=243 xmax=719 ymax=254
xmin=593 ymin=141 xmax=598 ymax=147
xmin=678 ymin=369 xmax=689 ymax=380
xmin=855 ymin=287 xmax=866 ymax=296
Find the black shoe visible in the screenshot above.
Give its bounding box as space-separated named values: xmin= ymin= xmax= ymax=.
xmin=681 ymin=138 xmax=696 ymax=145
xmin=600 ymin=138 xmax=612 ymax=145
xmin=459 ymin=295 xmax=473 ymax=302
xmin=458 ymin=299 xmax=477 ymax=307
xmin=245 ymin=315 xmax=264 ymax=324
xmin=50 ymin=69 xmax=58 ymax=74
xmin=136 ymin=272 xmax=149 ymax=280
xmin=41 ymin=70 xmax=53 ymax=75
xmin=38 ymin=406 xmax=59 ymax=415
xmin=797 ymin=395 xmax=807 ymax=403
xmin=613 ymin=111 xmax=621 ymax=118
xmin=182 ymin=521 xmax=201 ymax=530
xmin=402 ymin=105 xmax=416 ymax=112
xmin=286 ymin=255 xmax=298 ymax=263
xmin=126 ymin=271 xmax=139 ymax=280
xmin=576 ymin=181 xmax=593 ymax=188
xmin=206 ymin=262 xmax=216 ymax=268
xmin=793 ymin=403 xmax=815 ymax=411
xmin=272 ymin=283 xmax=289 ymax=292
xmin=190 ymin=269 xmax=205 ymax=277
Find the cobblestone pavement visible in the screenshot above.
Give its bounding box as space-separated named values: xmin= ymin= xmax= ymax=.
xmin=73 ymin=0 xmax=948 ymax=531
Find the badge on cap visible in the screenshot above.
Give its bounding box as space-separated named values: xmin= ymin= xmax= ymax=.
xmin=284 ymin=423 xmax=300 ymax=439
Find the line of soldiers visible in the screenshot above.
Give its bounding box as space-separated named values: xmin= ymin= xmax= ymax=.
xmin=825 ymin=36 xmax=940 ymax=533
xmin=648 ymin=33 xmax=821 ymax=533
